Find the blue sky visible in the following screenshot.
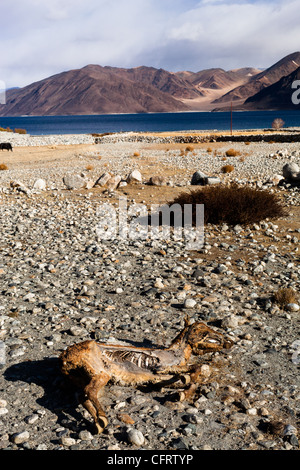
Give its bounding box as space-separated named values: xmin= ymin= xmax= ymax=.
xmin=1 ymin=0 xmax=299 ymax=87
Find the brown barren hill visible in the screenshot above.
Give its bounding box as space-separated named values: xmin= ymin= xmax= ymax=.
xmin=1 ymin=52 xmax=300 ymax=115
xmin=0 ymin=65 xmax=193 ymax=116
xmin=243 ymin=66 xmax=300 ymax=110
xmin=212 ymin=51 xmax=300 ymax=109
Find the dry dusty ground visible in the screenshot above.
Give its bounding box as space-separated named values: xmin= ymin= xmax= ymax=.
xmin=0 ymin=131 xmax=299 ymax=453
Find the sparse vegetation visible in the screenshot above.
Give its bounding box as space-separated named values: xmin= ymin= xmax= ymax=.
xmin=225 ymin=148 xmax=241 ymax=157
xmin=221 ymin=164 xmax=235 ymax=173
xmin=272 ymin=118 xmax=285 ymax=130
xmin=185 ymin=145 xmax=194 ymax=153
xmin=273 ymin=288 xmax=298 ymax=307
xmin=85 ymin=164 xmax=94 ymax=171
xmin=166 ymin=184 xmax=287 ymax=226
xmin=0 ymin=163 xmax=8 ymax=171
xmin=14 ymin=128 xmax=27 ymax=134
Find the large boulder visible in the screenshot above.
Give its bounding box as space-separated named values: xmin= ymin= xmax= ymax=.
xmin=206 ymin=177 xmax=221 ymax=185
xmin=149 ymin=176 xmax=168 ymax=186
xmin=94 ymin=172 xmax=111 ymax=187
xmin=191 ymin=171 xmax=220 ymax=186
xmin=33 ymin=178 xmax=46 ymax=190
xmin=191 ymin=171 xmax=208 ymax=186
xmin=282 ymin=162 xmax=300 ymax=183
xmin=127 ymin=170 xmax=142 ymax=184
xmin=63 ymin=174 xmax=87 ymax=190
xmin=106 ymin=175 xmax=122 ymax=191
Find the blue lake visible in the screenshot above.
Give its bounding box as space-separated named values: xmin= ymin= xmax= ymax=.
xmin=0 ymin=110 xmax=299 ymax=135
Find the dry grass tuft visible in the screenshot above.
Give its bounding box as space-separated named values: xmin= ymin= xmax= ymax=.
xmin=85 ymin=164 xmax=94 ymax=171
xmin=225 ymin=148 xmax=241 ymax=157
xmin=0 ymin=163 xmax=8 ymax=171
xmin=273 ymin=288 xmax=298 ymax=307
xmin=272 ymin=118 xmax=285 ymax=130
xmin=14 ymin=128 xmax=27 ymax=134
xmin=166 ymin=184 xmax=287 ymax=226
xmin=221 ymin=164 xmax=235 ymax=173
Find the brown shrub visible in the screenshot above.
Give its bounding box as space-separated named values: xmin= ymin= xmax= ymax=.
xmin=185 ymin=145 xmax=194 ymax=152
xmin=14 ymin=128 xmax=27 ymax=134
xmin=206 ymin=147 xmax=213 ymax=153
xmin=273 ymin=288 xmax=298 ymax=307
xmin=85 ymin=164 xmax=94 ymax=171
xmin=225 ymin=148 xmax=241 ymax=157
xmin=272 ymin=118 xmax=285 ymax=130
xmin=0 ymin=164 xmax=8 ymax=170
xmin=165 ymin=184 xmax=287 ymax=226
xmin=133 ymin=152 xmax=140 ymax=157
xmin=221 ymin=164 xmax=235 ymax=173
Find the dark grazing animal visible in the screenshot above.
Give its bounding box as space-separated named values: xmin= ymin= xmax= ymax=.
xmin=0 ymin=143 xmax=13 ymax=151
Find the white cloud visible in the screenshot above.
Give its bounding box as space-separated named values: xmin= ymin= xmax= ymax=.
xmin=1 ymin=0 xmax=299 ymax=87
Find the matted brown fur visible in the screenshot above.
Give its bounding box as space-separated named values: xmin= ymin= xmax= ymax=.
xmin=59 ymin=318 xmax=233 ymax=434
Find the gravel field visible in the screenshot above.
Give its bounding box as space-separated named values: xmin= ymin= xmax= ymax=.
xmin=0 ymin=131 xmax=299 ymax=451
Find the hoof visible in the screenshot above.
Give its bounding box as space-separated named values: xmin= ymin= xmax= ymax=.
xmin=95 ymin=416 xmax=108 ymax=434
xmin=181 ymin=374 xmax=191 ymax=385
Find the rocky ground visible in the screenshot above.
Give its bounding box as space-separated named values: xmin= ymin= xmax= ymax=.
xmin=0 ymin=131 xmax=299 ymax=451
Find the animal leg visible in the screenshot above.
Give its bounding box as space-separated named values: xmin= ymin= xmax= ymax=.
xmin=81 ymin=372 xmax=110 ymax=434
xmin=178 ymin=366 xmax=205 ymax=402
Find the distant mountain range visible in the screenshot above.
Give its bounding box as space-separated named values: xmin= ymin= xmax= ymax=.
xmin=0 ymin=52 xmax=300 ymax=116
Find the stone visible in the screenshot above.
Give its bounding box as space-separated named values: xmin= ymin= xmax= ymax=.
xmin=184 ymin=298 xmax=197 ymax=309
xmin=0 ymin=342 xmax=6 ymax=369
xmin=191 ymin=171 xmax=208 ymax=186
xmin=149 ymin=176 xmax=168 ymax=186
xmin=94 ymin=172 xmax=111 ymax=187
xmin=63 ymin=174 xmax=87 ymax=190
xmin=61 ymin=436 xmax=77 ymax=446
xmin=222 ymin=315 xmax=240 ymax=329
xmin=286 ymin=303 xmax=299 ymax=312
xmin=127 ymin=429 xmax=145 ymax=446
xmin=11 ymin=431 xmax=30 ymax=444
xmin=269 ymin=174 xmax=284 ymax=185
xmin=282 ymin=162 xmax=300 ymax=182
xmin=206 ymin=177 xmax=221 ymax=185
xmin=127 ymin=170 xmax=142 ymax=183
xmin=200 ymin=364 xmax=211 ymax=378
xmin=106 ymin=175 xmax=121 ymax=191
xmin=33 ymin=178 xmax=46 ymax=190
xmin=78 ymin=430 xmax=93 ymax=441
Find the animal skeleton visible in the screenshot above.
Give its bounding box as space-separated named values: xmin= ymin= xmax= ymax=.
xmin=59 ymin=318 xmax=233 ymax=434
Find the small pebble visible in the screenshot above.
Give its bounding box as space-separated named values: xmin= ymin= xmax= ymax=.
xmin=11 ymin=431 xmax=30 ymax=444
xmin=127 ymin=429 xmax=145 ymax=446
